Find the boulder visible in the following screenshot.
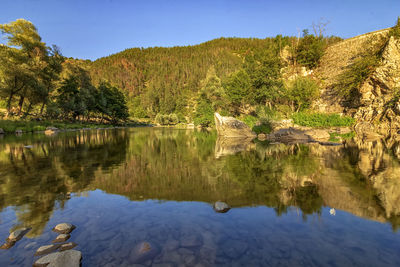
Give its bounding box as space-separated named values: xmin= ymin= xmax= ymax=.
xmin=266 ymin=128 xmax=312 ymax=144
xmin=304 ymin=129 xmax=331 ymax=142
xmin=213 ymin=201 xmax=231 ymax=213
xmin=0 ymin=128 xmax=4 ymax=134
xmin=7 ymin=227 xmax=31 ymax=242
xmin=35 ymin=244 xmax=61 ymax=256
xmin=33 ymin=250 xmax=82 ymax=267
xmin=130 ymin=242 xmax=160 ymax=264
xmin=15 ymin=129 xmax=22 ymax=135
xmin=257 ymin=133 xmax=267 ymax=140
xmin=59 ymin=242 xmax=77 ymax=251
xmin=0 ymin=241 xmax=15 ymax=249
xmin=52 ymin=223 xmax=76 ymax=234
xmin=214 ymin=113 xmax=256 ymax=138
xmin=45 ymin=126 xmax=59 ymax=136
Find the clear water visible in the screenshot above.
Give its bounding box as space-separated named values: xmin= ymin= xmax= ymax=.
xmin=0 ymin=127 xmax=400 ymax=266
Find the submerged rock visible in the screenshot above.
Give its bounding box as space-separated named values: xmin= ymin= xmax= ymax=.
xmin=180 ymin=234 xmax=203 ymax=248
xmin=7 ymin=227 xmax=31 ymax=242
xmin=52 ymin=234 xmax=70 ymax=243
xmin=35 ymin=244 xmax=60 ymax=256
xmin=213 ymin=201 xmax=231 ymax=213
xmin=130 ymin=241 xmax=160 ymax=264
xmin=59 ymin=242 xmax=77 ymax=251
xmin=53 ymin=223 xmax=76 ymax=234
xmin=214 ymin=113 xmax=256 ymax=138
xmin=33 ymin=250 xmax=82 ymax=267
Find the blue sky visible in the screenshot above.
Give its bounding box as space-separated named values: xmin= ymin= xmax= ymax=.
xmin=1 ymin=0 xmax=399 ymax=60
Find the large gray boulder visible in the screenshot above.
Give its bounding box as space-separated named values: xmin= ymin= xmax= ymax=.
xmin=214 ymin=113 xmax=256 ymax=138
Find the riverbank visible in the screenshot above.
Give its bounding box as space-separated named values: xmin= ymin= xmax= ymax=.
xmin=0 ymin=119 xmax=149 ymax=135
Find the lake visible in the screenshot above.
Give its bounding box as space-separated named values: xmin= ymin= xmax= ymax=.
xmin=0 ymin=127 xmax=400 ymax=266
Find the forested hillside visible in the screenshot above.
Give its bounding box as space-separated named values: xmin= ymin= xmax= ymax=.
xmin=89 ymin=34 xmax=341 ymax=123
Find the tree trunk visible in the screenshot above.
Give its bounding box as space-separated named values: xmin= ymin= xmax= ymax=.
xmin=6 ymin=93 xmax=14 ymax=112
xmin=40 ymin=102 xmax=46 ymax=115
xmin=17 ymin=96 xmax=25 ymax=116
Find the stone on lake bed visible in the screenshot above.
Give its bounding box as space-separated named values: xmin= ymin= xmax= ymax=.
xmin=59 ymin=242 xmax=77 ymax=251
xmin=213 ymin=201 xmax=231 ymax=213
xmin=52 ymin=223 xmax=76 ymax=234
xmin=7 ymin=227 xmax=31 ymax=242
xmin=52 ymin=234 xmax=70 ymax=243
xmin=130 ymin=241 xmax=160 ymax=264
xmin=180 ymin=234 xmax=203 ymax=248
xmin=33 ymin=250 xmax=82 ymax=267
xmin=35 ymin=244 xmax=60 ymax=256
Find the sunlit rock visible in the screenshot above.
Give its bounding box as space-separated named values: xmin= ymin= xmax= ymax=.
xmin=35 ymin=244 xmax=61 ymax=256
xmin=213 ymin=201 xmax=231 ymax=213
xmin=214 ymin=113 xmax=256 ymax=138
xmin=59 ymin=242 xmax=77 ymax=251
xmin=52 ymin=223 xmax=76 ymax=234
xmin=33 ymin=250 xmax=82 ymax=267
xmin=7 ymin=227 xmax=31 ymax=242
xmin=52 ymin=234 xmax=70 ymax=243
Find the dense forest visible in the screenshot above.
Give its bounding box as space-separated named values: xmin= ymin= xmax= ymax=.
xmin=0 ymin=19 xmax=129 ymax=123
xmin=89 ymin=31 xmax=342 ymax=126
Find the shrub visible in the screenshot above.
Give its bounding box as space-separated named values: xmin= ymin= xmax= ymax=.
xmin=241 ymin=115 xmax=258 ymax=128
xmin=155 ymin=113 xmax=179 ymax=125
xmin=285 ymin=77 xmax=319 ymax=112
xmin=389 ymin=17 xmax=400 ymax=38
xmin=292 ymin=112 xmax=355 ymax=127
xmin=296 ymin=31 xmax=326 ymax=69
xmin=193 ymin=99 xmax=214 ymax=127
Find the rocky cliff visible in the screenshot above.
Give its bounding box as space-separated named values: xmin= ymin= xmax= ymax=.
xmin=315 ymin=28 xmax=400 ymax=136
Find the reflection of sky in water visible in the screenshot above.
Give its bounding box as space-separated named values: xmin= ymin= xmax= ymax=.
xmin=1 ymin=190 xmax=400 ymax=266
xmin=0 ymin=128 xmax=400 ymax=266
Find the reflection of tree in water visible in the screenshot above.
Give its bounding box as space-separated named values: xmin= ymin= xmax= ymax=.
xmin=0 ymin=130 xmax=129 ymax=236
xmin=2 ymin=128 xmax=400 ymax=234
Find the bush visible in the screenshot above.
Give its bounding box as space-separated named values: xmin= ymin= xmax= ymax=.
xmin=155 ymin=113 xmax=179 ymax=125
xmin=296 ymin=31 xmax=326 ymax=69
xmin=335 ymin=54 xmax=380 ymax=100
xmin=241 ymin=115 xmax=258 ymax=128
xmin=285 ymin=77 xmax=319 ymax=112
xmin=193 ymin=99 xmax=214 ymax=127
xmin=292 ymin=112 xmax=355 ymax=127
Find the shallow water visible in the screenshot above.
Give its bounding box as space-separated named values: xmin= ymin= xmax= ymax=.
xmin=0 ymin=127 xmax=400 ymax=266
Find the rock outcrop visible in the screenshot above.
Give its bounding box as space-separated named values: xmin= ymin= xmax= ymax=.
xmin=214 ymin=113 xmax=256 ymax=138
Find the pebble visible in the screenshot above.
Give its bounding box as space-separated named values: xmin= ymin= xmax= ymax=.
xmin=130 ymin=241 xmax=160 ymax=264
xmin=52 ymin=234 xmax=70 ymax=243
xmin=53 ymin=223 xmax=76 ymax=234
xmin=35 ymin=244 xmax=60 ymax=256
xmin=33 ymin=250 xmax=82 ymax=267
xmin=59 ymin=242 xmax=77 ymax=251
xmin=213 ymin=201 xmax=231 ymax=213
xmin=7 ymin=227 xmax=31 ymax=242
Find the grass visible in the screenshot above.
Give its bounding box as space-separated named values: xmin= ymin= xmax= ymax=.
xmin=329 ymin=132 xmax=356 ymax=142
xmin=0 ymin=119 xmax=145 ymax=134
xmin=292 ymin=112 xmax=355 ymax=127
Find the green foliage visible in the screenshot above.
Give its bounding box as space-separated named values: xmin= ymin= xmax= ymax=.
xmin=285 ymin=77 xmax=319 ymax=112
xmin=389 ymin=17 xmax=400 ymax=38
xmin=335 ymin=54 xmax=380 ymax=100
xmin=295 ymin=30 xmax=326 ymax=69
xmin=155 ymin=113 xmax=179 ymax=125
xmin=252 ymin=123 xmax=272 ymax=134
xmin=224 ymin=70 xmax=251 ymax=115
xmin=329 ymin=132 xmax=355 ymax=142
xmin=292 ymin=112 xmax=355 ymax=127
xmin=241 ymin=115 xmax=258 ymax=128
xmin=193 ymin=99 xmax=214 ymax=127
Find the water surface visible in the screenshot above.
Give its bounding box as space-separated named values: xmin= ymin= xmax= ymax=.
xmin=0 ymin=128 xmax=400 ymax=266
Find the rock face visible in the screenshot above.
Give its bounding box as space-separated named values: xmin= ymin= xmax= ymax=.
xmin=214 ymin=113 xmax=256 ymax=138
xmin=33 ymin=250 xmax=82 ymax=267
xmin=213 ymin=201 xmax=231 ymax=213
